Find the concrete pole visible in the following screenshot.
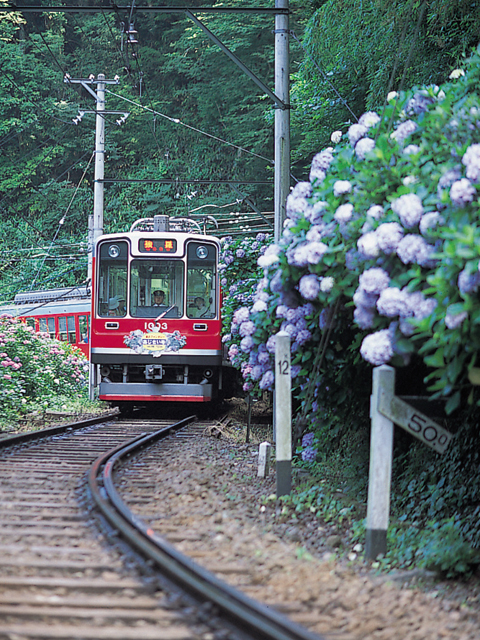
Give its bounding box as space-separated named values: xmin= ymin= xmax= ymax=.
xmin=365 ymin=365 xmax=395 ymax=560
xmin=274 ymin=0 xmax=290 ymax=243
xmin=93 ymin=74 xmax=105 ymax=245
xmin=275 ymin=331 xmax=292 ymax=496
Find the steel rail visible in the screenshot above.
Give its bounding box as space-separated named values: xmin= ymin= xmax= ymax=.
xmin=88 ymin=417 xmax=324 ymax=640
xmin=0 ymin=410 xmax=119 ymax=449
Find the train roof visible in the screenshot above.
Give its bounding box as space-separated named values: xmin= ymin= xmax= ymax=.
xmin=14 ymin=287 xmax=90 ymax=305
xmin=0 ymin=296 xmax=90 ymax=319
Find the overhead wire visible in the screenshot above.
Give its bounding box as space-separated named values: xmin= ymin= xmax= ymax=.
xmin=28 ymin=149 xmax=95 ymax=290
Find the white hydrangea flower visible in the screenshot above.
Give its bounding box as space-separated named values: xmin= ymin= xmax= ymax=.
xmin=449 ymin=69 xmax=465 ymax=79
xmin=331 ymin=130 xmax=343 ymax=143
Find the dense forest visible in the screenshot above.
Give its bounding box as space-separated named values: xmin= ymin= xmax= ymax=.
xmin=0 ymin=0 xmax=478 ymax=300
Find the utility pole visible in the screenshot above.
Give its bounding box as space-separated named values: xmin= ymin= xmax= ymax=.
xmin=274 ymin=0 xmax=290 ymax=243
xmin=64 ymin=73 xmax=128 ymax=282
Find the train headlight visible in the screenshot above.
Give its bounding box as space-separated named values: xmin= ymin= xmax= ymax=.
xmin=108 ymin=244 xmax=120 ymax=258
xmin=196 ymin=245 xmax=208 ymax=259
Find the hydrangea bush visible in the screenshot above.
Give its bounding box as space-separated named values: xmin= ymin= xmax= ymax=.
xmin=0 ymin=314 xmax=89 ymax=426
xmin=223 ymin=47 xmax=480 ymax=426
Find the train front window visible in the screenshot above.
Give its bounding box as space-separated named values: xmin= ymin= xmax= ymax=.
xmin=97 ymin=241 xmax=128 ymax=317
xmin=130 ymin=259 xmax=184 ymax=318
xmin=186 ymin=242 xmax=217 ymax=319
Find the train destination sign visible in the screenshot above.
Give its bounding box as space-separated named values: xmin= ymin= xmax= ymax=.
xmin=377 ymin=389 xmax=453 ymax=454
xmin=139 ymin=238 xmax=177 ymax=253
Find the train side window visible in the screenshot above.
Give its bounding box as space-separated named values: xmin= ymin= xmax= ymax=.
xmin=186 ymin=242 xmax=217 ymax=319
xmin=67 ymin=316 xmax=76 ymax=343
xmin=47 ymin=317 xmax=55 ymax=339
xmin=97 ymin=241 xmax=128 ymax=317
xmin=39 ymin=318 xmax=47 ymax=333
xmin=58 ymin=316 xmax=68 ymax=342
xmin=79 ymin=315 xmax=88 ymax=343
xmin=25 ymin=318 xmax=35 ymax=329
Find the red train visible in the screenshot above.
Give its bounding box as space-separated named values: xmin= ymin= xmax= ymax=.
xmin=0 ymin=286 xmax=90 ymax=358
xmin=90 ymin=215 xmax=229 ymax=407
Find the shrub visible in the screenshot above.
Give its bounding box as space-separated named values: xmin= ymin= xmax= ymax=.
xmin=0 ymin=314 xmax=89 ymax=426
xmin=222 ymin=48 xmax=480 ymax=438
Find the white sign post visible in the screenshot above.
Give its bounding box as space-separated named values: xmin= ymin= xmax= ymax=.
xmin=366 ymin=365 xmax=395 ymax=560
xmin=275 ymin=331 xmax=291 ymax=496
xmin=366 ymin=365 xmax=454 ymax=560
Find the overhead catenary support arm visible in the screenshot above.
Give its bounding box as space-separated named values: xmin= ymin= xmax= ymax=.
xmin=184 ymin=10 xmax=288 ymax=110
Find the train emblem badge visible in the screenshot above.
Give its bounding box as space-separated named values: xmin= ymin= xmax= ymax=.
xmin=124 ymin=329 xmax=187 ymax=357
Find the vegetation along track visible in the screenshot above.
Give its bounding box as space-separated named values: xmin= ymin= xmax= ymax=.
xmin=0 ymin=414 xmax=321 ymax=640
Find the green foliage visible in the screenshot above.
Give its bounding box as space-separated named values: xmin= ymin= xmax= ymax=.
xmin=0 ymin=314 xmax=88 ymax=427
xmin=291 ymin=0 xmax=480 ymax=169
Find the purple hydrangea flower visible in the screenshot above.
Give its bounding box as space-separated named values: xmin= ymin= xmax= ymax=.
xmin=354 ymin=306 xmax=376 ymax=329
xmin=438 ymin=167 xmax=462 ymax=190
xmin=288 ymin=243 xmax=310 ymax=268
xmin=306 ymin=224 xmax=325 ymax=243
xmin=256 ymin=232 xmax=267 ymax=243
xmin=299 ymin=274 xmax=321 ymax=301
xmin=406 ymin=291 xmax=438 ymax=320
xmin=306 ymin=241 xmax=329 ymax=265
xmin=420 ymin=211 xmax=444 ymax=235
xmin=228 ymin=344 xmax=239 ymax=359
xmin=458 ymin=269 xmax=480 ymax=295
xmin=359 ymin=111 xmax=381 ymax=128
xmin=450 ymin=179 xmax=476 ymax=207
xmin=286 ymin=181 xmax=313 ymax=220
xmin=359 ymin=267 xmax=390 ymax=295
xmin=334 ymin=203 xmax=354 ymax=223
xmin=310 ymin=148 xmax=334 ymax=177
xmin=240 ymin=336 xmax=254 ymax=352
xmin=462 ymin=144 xmax=480 ymax=182
xmin=281 ymin=322 xmax=298 ymax=339
xmin=251 ymin=300 xmax=268 ymax=313
xmin=333 ymin=180 xmax=352 ymax=197
xmin=376 ymin=287 xmax=410 ymax=318
xmin=258 ymin=350 xmax=271 ymax=365
xmin=366 ymin=204 xmax=384 ymax=220
xmin=286 ymin=307 xmax=303 ymax=323
xmin=305 ymin=200 xmax=328 ymax=225
xmin=251 ymin=365 xmax=264 ymax=380
xmin=301 ymin=446 xmax=317 ymax=462
xmin=302 ymin=432 xmax=315 ymax=447
xmin=391 ymin=120 xmax=417 ymax=144
xmin=357 ymin=231 xmax=380 ymax=259
xmin=353 ymin=287 xmax=378 ymax=309
xmin=445 ymin=310 xmax=468 ymax=330
xmin=320 ymin=276 xmax=335 ymax=293
xmin=239 ymin=321 xmax=256 ymax=337
xmin=397 ymin=235 xmax=435 ymax=266
xmin=266 ymin=335 xmax=277 ymax=354
xmin=290 ymin=364 xmax=301 ymax=378
xmin=360 ymin=329 xmax=395 ymax=365
xmin=391 ymin=193 xmax=424 ymax=228
xmin=355 ymin=137 xmax=375 ymax=160
xmin=233 ymin=307 xmax=250 ymax=324
xmin=348 ymin=123 xmax=368 ymax=146
xmin=403 ymin=144 xmax=420 ymax=155
xmin=243 ymin=381 xmax=253 ymax=392
xmin=259 ymin=370 xmax=274 ymax=390
xmin=376 ymin=222 xmax=404 ymax=255
xmin=296 ymin=329 xmax=312 ymax=345
xmin=275 ymin=304 xmax=289 ymax=318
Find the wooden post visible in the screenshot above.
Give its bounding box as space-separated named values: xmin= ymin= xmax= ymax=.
xmin=365 ymin=365 xmax=395 ymax=560
xmin=275 ymin=331 xmax=291 ymax=496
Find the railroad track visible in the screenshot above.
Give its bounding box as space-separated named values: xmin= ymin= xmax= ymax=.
xmin=0 ymin=414 xmax=322 ymax=640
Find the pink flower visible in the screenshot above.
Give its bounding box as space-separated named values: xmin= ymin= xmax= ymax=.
xmin=3 ymin=374 xmax=11 ymax=380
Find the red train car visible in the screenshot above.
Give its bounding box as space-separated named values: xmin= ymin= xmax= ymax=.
xmin=90 ymin=215 xmax=226 ymax=406
xmin=0 ymin=287 xmax=90 ymax=358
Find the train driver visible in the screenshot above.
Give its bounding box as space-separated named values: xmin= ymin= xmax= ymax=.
xmin=152 ymin=290 xmax=165 ymax=306
xmin=108 ymin=296 xmax=120 ymax=316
